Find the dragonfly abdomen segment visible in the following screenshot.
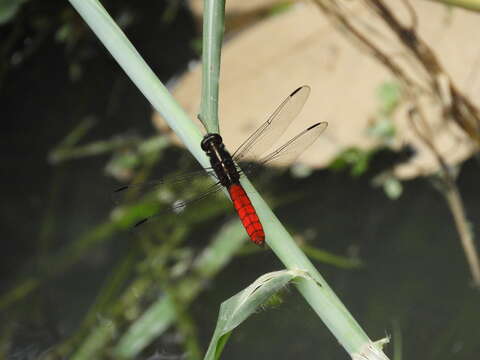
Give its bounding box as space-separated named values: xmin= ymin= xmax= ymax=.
xmin=228 ymin=183 xmax=265 ymax=246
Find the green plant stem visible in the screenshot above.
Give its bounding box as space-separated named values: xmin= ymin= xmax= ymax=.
xmin=199 ymin=0 xmax=225 ymax=133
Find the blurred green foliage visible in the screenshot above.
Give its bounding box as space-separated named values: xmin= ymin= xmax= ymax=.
xmin=1 ymin=113 xmax=357 ymax=358
xmin=329 ymin=147 xmax=376 ymax=177
xmin=0 ymin=0 xmax=29 ymax=25
xmin=368 ymin=81 xmax=401 ymax=143
xmin=330 ymin=80 xmax=405 ymax=200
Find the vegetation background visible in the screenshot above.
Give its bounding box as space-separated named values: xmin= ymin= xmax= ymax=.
xmin=1 ymin=0 xmax=479 ymax=359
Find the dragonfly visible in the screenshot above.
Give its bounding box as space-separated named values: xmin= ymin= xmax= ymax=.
xmin=115 ymin=86 xmax=327 ymax=246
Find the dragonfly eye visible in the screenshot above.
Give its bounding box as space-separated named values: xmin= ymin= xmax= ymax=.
xmin=201 ymin=133 xmax=224 ymax=151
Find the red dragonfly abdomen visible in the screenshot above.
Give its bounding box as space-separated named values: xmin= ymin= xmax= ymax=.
xmin=228 ymin=183 xmax=265 ymax=246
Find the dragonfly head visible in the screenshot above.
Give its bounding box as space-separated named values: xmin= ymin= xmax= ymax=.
xmin=201 ymin=133 xmax=224 ymax=153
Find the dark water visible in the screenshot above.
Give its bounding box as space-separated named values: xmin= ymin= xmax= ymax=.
xmin=1 ymin=2 xmax=479 ymax=360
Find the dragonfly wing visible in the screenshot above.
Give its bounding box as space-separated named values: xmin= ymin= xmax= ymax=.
xmin=131 ymin=181 xmax=223 ymax=227
xmin=256 ymin=122 xmax=328 ymax=166
xmin=113 ymin=169 xmax=217 ymax=204
xmin=232 ymin=86 xmax=311 ymax=162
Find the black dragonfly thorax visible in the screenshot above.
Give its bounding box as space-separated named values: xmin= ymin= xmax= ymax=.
xmin=201 ymin=133 xmax=240 ymax=188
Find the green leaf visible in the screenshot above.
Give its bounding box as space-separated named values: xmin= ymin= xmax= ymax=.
xmin=203 ymin=269 xmax=310 ymax=360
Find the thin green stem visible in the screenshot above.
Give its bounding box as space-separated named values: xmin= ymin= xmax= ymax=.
xmin=199 ymin=0 xmax=225 ymax=133
xmin=425 ymin=0 xmax=480 ymax=11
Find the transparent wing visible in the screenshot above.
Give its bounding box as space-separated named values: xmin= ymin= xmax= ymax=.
xmin=131 ymin=181 xmax=223 ymax=227
xmin=113 ymin=169 xmax=217 ymax=204
xmin=232 ymin=86 xmax=311 ymax=162
xmin=254 ymin=122 xmax=328 ymax=166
